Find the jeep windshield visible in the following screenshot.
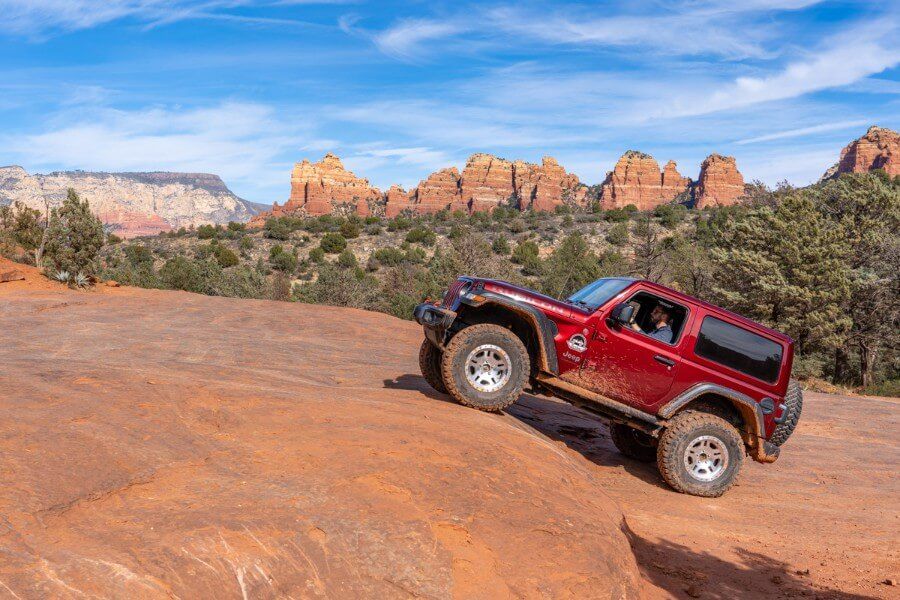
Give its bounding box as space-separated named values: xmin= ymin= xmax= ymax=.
xmin=566 ymin=277 xmax=634 ymax=311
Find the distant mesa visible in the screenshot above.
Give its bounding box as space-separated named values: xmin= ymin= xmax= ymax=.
xmin=0 ymin=166 xmax=258 ymax=238
xmin=822 ymin=125 xmax=899 ymax=180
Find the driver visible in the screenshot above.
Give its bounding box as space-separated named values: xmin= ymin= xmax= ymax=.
xmin=632 ymin=304 xmax=674 ymax=344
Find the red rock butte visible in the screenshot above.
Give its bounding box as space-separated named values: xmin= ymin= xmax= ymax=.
xmin=825 ymin=125 xmax=899 ymax=179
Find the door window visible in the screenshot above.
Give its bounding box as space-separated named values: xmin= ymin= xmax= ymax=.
xmin=622 ymin=291 xmax=688 ymax=345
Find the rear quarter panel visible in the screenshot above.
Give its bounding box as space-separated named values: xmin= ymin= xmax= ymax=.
xmin=663 ymin=306 xmax=794 ymax=438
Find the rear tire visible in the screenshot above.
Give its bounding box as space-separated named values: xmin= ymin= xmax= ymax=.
xmin=657 ymin=412 xmax=744 ymax=497
xmin=609 ymin=423 xmax=657 ymax=462
xmin=441 ymin=324 xmax=529 ymax=412
xmin=418 ymin=339 xmax=447 ymax=394
xmin=769 ymin=379 xmax=802 ymax=447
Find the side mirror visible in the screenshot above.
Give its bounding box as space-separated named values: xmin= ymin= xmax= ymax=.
xmin=609 ymin=302 xmax=635 ymax=326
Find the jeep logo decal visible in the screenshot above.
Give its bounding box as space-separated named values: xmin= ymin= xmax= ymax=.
xmin=567 ymin=334 xmax=587 ymax=353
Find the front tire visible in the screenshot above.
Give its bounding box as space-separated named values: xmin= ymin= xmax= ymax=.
xmin=657 ymin=412 xmax=744 ymax=497
xmin=418 ymin=339 xmax=447 ymax=394
xmin=441 ymin=324 xmax=529 ymax=412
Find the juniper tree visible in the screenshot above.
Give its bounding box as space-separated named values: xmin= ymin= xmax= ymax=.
xmin=711 ymin=192 xmax=852 ymax=359
xmin=43 ymin=189 xmax=105 ymax=277
xmin=539 ymin=233 xmax=600 ymax=298
xmin=809 ymin=171 xmax=900 ymax=385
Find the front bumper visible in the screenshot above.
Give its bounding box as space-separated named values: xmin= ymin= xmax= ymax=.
xmin=413 ymin=303 xmax=456 ymax=347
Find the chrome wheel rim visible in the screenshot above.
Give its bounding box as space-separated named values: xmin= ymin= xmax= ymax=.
xmin=465 ymin=344 xmax=511 ymax=393
xmin=683 ymin=435 xmax=729 ymax=482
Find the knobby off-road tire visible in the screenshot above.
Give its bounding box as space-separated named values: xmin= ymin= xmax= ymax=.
xmin=441 ymin=324 xmax=529 ymax=412
xmin=769 ymin=379 xmax=803 ymax=447
xmin=418 ymin=339 xmax=447 ymax=394
xmin=609 ymin=423 xmax=657 ymax=462
xmin=657 ymin=412 xmax=745 ymax=497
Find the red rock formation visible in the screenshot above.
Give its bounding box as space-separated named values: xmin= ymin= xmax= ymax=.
xmin=460 ymin=154 xmax=516 ymax=213
xmin=410 ymin=167 xmax=464 ymax=214
xmin=284 ymin=153 xmax=382 ymax=216
xmin=599 ymin=151 xmax=690 ymax=210
xmin=694 ymin=154 xmax=745 ymax=209
xmin=826 ymin=125 xmax=899 ymax=179
xmin=384 ymin=185 xmax=416 ymax=218
xmin=515 ymin=157 xmax=586 ymax=212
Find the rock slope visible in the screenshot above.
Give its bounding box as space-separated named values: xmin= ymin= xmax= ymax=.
xmin=0 ymin=166 xmax=258 ymax=238
xmin=0 ymin=266 xmax=649 ymax=598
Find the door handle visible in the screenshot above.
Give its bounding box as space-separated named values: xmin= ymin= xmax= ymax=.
xmin=654 ymin=355 xmax=676 ymax=368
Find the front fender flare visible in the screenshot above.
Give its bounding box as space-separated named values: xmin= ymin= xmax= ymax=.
xmin=461 ymin=292 xmax=560 ymax=374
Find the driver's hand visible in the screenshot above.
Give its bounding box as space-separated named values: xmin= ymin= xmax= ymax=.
xmin=630 ymin=322 xmax=641 ymax=332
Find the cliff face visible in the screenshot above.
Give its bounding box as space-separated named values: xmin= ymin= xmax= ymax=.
xmin=598 ymin=152 xmax=690 ymax=211
xmin=0 ymin=166 xmax=256 ymax=238
xmin=823 ymin=125 xmax=899 ymax=179
xmin=693 ymin=154 xmax=745 ymax=209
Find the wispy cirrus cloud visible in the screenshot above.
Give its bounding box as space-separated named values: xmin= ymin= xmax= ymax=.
xmin=656 ymin=22 xmax=900 ymax=118
xmin=361 ymin=0 xmax=833 ymax=62
xmin=734 ymin=120 xmax=870 ymax=145
xmin=0 ymin=0 xmax=336 ymax=37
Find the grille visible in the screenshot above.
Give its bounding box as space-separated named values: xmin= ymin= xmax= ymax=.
xmin=442 ymin=280 xmax=469 ymax=307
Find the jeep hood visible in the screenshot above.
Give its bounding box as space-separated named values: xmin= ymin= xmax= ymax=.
xmin=470 ymin=278 xmax=586 ymax=320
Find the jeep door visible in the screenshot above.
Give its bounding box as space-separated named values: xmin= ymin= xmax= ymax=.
xmin=578 ymin=288 xmax=692 ymax=408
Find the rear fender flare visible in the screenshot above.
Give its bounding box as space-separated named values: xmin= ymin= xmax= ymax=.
xmin=659 ymin=383 xmax=765 ymax=440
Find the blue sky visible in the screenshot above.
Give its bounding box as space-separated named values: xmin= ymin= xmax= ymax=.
xmin=0 ymin=1 xmax=897 ymax=203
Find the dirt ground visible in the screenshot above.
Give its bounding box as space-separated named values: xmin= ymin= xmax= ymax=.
xmin=1 ymin=263 xmax=897 ymax=598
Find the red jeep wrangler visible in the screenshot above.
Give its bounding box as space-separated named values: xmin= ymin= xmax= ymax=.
xmin=414 ymin=277 xmax=802 ymax=497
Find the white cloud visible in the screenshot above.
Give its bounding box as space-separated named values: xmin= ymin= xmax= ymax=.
xmin=372 ymin=18 xmax=465 ymax=60
xmin=657 ymin=24 xmax=900 ymax=118
xmin=735 ymin=120 xmax=870 ymax=145
xmin=3 ymin=102 xmax=306 ymax=196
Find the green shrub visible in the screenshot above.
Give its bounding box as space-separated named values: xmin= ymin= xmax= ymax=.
xmin=340 ymin=220 xmax=361 ymax=239
xmin=654 ymin=204 xmax=687 ymax=228
xmin=197 ymin=224 xmax=218 ymax=239
xmin=387 ymin=216 xmax=413 ymax=231
xmin=270 ymin=249 xmax=297 ymax=273
xmin=213 ymin=244 xmax=239 ymax=268
xmin=264 ymin=218 xmax=291 ymax=240
xmin=405 ymin=226 xmax=437 ymax=246
xmin=309 ymin=247 xmax=325 ymax=263
xmin=511 ymin=240 xmax=539 ymax=264
xmin=125 ymin=244 xmax=154 ymax=267
xmin=227 ymin=221 xmax=246 ymax=232
xmin=337 ymin=248 xmax=358 ymax=269
xmin=492 ymin=235 xmax=511 ymax=255
xmin=372 ymin=247 xmax=406 ymax=266
xmin=606 ymin=222 xmax=629 ymax=246
xmin=239 ymin=236 xmax=254 ymax=252
xmin=605 ymin=208 xmax=629 ymax=222
xmin=319 ymin=232 xmax=347 ymax=254
xmin=43 ymin=189 xmax=105 ymax=277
